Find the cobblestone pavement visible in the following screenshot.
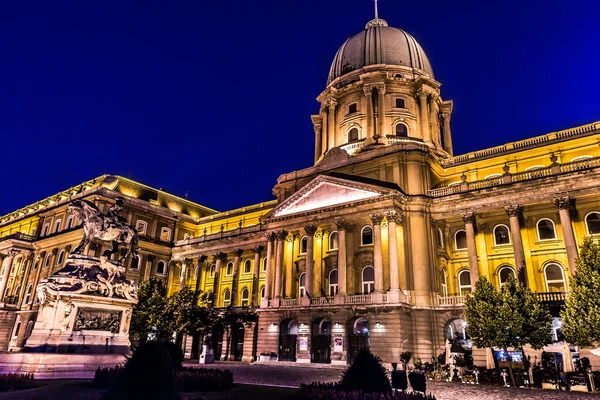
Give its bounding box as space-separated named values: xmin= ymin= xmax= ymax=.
xmin=185 ymin=361 xmax=600 ymax=399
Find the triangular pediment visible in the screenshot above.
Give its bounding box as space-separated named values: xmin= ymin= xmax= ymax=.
xmin=267 ymin=175 xmax=394 ymax=219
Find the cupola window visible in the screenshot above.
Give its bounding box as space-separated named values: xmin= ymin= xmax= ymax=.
xmin=395 ymin=98 xmax=406 ymax=108
xmin=395 ymin=123 xmax=408 ymax=137
xmin=348 ymin=103 xmax=358 ymax=114
xmin=348 ymin=128 xmax=359 ymax=142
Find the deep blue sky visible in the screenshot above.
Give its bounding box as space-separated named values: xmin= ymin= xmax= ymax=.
xmin=2 ymin=0 xmax=599 ymax=215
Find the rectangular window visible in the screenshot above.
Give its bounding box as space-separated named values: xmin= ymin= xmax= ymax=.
xmin=348 ymin=103 xmax=358 ymax=114
xmin=395 ymin=98 xmax=406 ymax=108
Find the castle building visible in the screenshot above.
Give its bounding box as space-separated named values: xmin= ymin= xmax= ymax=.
xmin=1 ymin=12 xmax=600 ymax=367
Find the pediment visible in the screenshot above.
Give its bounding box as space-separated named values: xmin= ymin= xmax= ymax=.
xmin=267 ymin=175 xmax=393 ymax=219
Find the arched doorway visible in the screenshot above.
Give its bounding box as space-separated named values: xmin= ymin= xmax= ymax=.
xmin=311 ymin=319 xmax=331 ymax=364
xmin=348 ymin=317 xmax=369 ymax=363
xmin=231 ymin=323 xmax=245 ymax=361
xmin=279 ymin=319 xmax=298 ymax=362
xmin=212 ymin=323 xmax=224 ymax=360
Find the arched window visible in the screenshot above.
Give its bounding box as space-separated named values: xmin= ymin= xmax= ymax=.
xmin=24 ymin=284 xmax=33 ymax=304
xmin=298 ymin=273 xmax=306 ymax=297
xmin=130 ymin=255 xmax=139 ymax=270
xmin=329 ymin=231 xmax=339 ymax=250
xmin=437 ymin=228 xmax=445 ymax=248
xmin=348 ymin=103 xmax=358 ymax=114
xmin=32 ymin=256 xmax=40 ymax=271
xmin=135 ymin=220 xmax=148 ymax=235
xmin=441 ymin=269 xmax=448 ymax=297
xmin=25 ymin=321 xmax=34 ymax=339
xmin=395 ymin=98 xmax=406 ymax=108
xmin=156 ymin=260 xmax=166 ymax=275
xmin=160 ymin=227 xmax=171 ymax=242
xmin=300 ymin=236 xmax=308 ymax=254
xmin=222 ymin=289 xmax=231 ymax=307
xmin=56 ymin=250 xmax=65 ymax=266
xmin=458 ymin=270 xmax=471 ymax=295
xmin=498 ymin=266 xmax=516 ymax=287
xmin=243 ymin=259 xmax=252 ymax=274
xmin=226 ymin=262 xmax=234 ymax=276
xmin=537 ymin=218 xmax=557 ymax=240
xmin=13 ymin=285 xmax=21 ymax=301
xmin=261 ymin=258 xmax=267 ymax=272
xmin=260 ymin=285 xmax=266 ymax=299
xmin=42 ymin=224 xmax=49 ymax=236
xmin=12 ymin=321 xmax=20 ymax=338
xmin=348 ymin=128 xmax=359 ymax=142
xmin=570 ymin=155 xmax=592 ymax=162
xmin=362 ymin=266 xmax=375 ymax=294
xmin=361 ymin=226 xmax=373 ymax=246
xmin=240 ymin=288 xmax=250 ymax=306
xmin=209 ymin=264 xmax=216 ymax=278
xmin=54 ymin=219 xmax=62 ymax=233
xmin=455 ymin=230 xmax=467 ymax=250
xmin=395 ymin=123 xmax=408 ymax=137
xmin=394 ymin=73 xmax=403 ymax=79
xmin=329 ymin=269 xmax=339 ymax=296
xmin=545 ymin=263 xmax=566 ymax=292
xmin=585 ymin=212 xmax=600 ymax=235
xmin=65 ymin=215 xmax=74 ymax=229
xmin=493 ymin=224 xmax=511 ymax=245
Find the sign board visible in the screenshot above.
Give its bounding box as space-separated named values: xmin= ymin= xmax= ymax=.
xmin=299 ymin=336 xmax=308 ymax=351
xmin=333 ymin=337 xmax=343 ymax=352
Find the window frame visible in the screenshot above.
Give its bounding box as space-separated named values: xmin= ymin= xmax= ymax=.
xmin=240 ymin=288 xmax=250 ymax=306
xmin=65 ymin=215 xmax=74 ymax=230
xmin=537 ymin=218 xmax=557 ymax=241
xmin=329 ymin=231 xmax=339 ymax=251
xmin=130 ymin=255 xmax=140 ymax=270
xmin=497 ymin=265 xmax=516 ymax=287
xmin=544 ymin=262 xmax=566 ymax=292
xmin=261 ymin=258 xmax=267 ymax=273
xmin=54 ymin=219 xmax=62 ymax=233
xmin=441 ymin=269 xmax=448 ymax=297
xmin=299 ymin=236 xmax=308 ymax=255
xmin=454 ymin=229 xmax=467 ymax=251
xmin=493 ymin=224 xmax=511 ymax=246
xmin=24 ymin=283 xmax=33 ymax=304
xmin=156 ymin=260 xmax=166 ymax=275
xmin=160 ymin=227 xmax=172 ymax=242
xmin=209 ymin=264 xmax=216 ymax=278
xmin=225 ymin=262 xmax=234 ymax=276
xmin=42 ymin=223 xmax=49 ymax=236
xmin=585 ymin=212 xmax=600 ymax=236
xmin=243 ymin=259 xmax=252 ymax=274
xmin=394 ymin=97 xmax=406 ymax=109
xmin=458 ymin=269 xmax=471 ymax=295
xmin=361 ymin=226 xmax=374 ymax=246
xmin=348 ymin=102 xmax=358 ymax=114
xmin=298 ymin=272 xmax=306 ymax=298
xmin=222 ymin=289 xmax=231 ymax=307
xmin=44 ymin=254 xmax=52 ymax=268
xmin=361 ymin=266 xmax=375 ymax=294
xmin=56 ymin=250 xmax=65 ymax=266
xmin=348 ymin=127 xmax=360 ymax=142
xmin=394 ymin=122 xmax=409 ymax=137
xmin=136 ymin=220 xmax=148 ymax=235
xmin=328 ymin=269 xmax=339 ymax=297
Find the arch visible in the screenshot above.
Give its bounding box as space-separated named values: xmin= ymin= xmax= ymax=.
xmin=394 ymin=122 xmax=408 ymax=137
xmin=194 ymin=265 xmax=200 ymax=279
xmin=13 ymin=285 xmax=21 ymax=301
xmin=53 ymin=219 xmax=62 ymax=233
xmin=222 ymin=289 xmax=231 ymax=307
xmin=394 ymin=73 xmax=403 ymax=79
xmin=328 ymin=269 xmax=339 ymax=296
xmin=279 ymin=319 xmax=298 ymax=362
xmin=135 ymin=220 xmax=148 ymax=235
xmin=160 ymin=227 xmax=172 ymax=242
xmin=226 ymin=262 xmax=234 ymax=276
xmin=544 ymin=262 xmax=566 ymax=292
xmin=347 ymin=126 xmax=360 ymax=142
xmin=42 ymin=223 xmax=49 ymax=236
xmin=298 ymin=272 xmax=306 ymax=297
xmin=260 ymin=285 xmax=265 ymax=299
xmin=525 ymin=165 xmax=546 ymax=171
xmin=329 ymin=231 xmax=339 ymax=250
xmin=243 ymin=259 xmax=252 ymax=274
xmin=394 ymin=97 xmax=406 ymax=108
xmin=300 ymin=236 xmax=308 ymax=254
xmin=537 ymin=218 xmax=557 ymax=240
xmin=240 ymin=287 xmax=250 ymax=306
xmin=361 ymin=266 xmax=375 ymax=294
xmin=454 ymin=230 xmax=467 ymax=250
xmin=361 ymin=225 xmax=373 ymax=246
xmin=570 ymin=155 xmax=592 ymax=162
xmin=56 ymin=250 xmax=65 ymax=266
xmin=585 ymin=212 xmax=600 ymax=235
xmin=437 ymin=228 xmax=445 ymax=248
xmin=65 ymin=215 xmax=74 ymax=229
xmin=209 ymin=264 xmax=216 ymax=278
xmin=25 ymin=320 xmax=34 ymax=339
xmin=493 ymin=224 xmax=511 ymax=245
xmin=484 ymin=173 xmax=502 ymax=180
xmin=497 ymin=265 xmax=516 ymax=287
xmin=156 ymin=260 xmax=166 ymax=275
xmin=24 ymin=283 xmax=33 ymax=304
xmin=311 ymin=318 xmax=332 ymax=363
xmin=348 ymin=317 xmax=369 ymax=363
xmin=458 ymin=269 xmax=471 ymax=295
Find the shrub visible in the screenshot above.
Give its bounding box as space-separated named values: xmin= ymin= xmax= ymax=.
xmin=176 ymin=367 xmax=233 ymax=392
xmin=300 ymin=383 xmax=435 ymax=400
xmin=93 ymin=366 xmax=123 ymax=389
xmin=340 ymin=349 xmax=391 ymax=393
xmin=0 ymin=373 xmax=35 ymax=392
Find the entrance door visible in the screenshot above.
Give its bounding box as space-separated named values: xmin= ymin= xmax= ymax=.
xmin=279 ymin=334 xmax=297 ymax=361
xmin=311 ymin=335 xmax=331 ymax=363
xmin=212 ymin=324 xmax=224 ymax=360
xmin=231 ymin=323 xmax=245 ymax=361
xmin=348 ymin=334 xmax=369 ymax=363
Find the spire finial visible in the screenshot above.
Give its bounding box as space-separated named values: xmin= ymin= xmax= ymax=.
xmin=374 ymin=0 xmax=379 ymax=19
xmin=365 ymin=0 xmax=388 ymax=29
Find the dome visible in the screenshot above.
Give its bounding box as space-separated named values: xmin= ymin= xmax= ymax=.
xmin=327 ymin=18 xmax=434 ymax=85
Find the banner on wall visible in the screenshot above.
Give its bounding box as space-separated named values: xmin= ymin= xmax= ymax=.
xmin=299 ymin=336 xmax=308 ymax=351
xmin=334 ymin=337 xmax=343 ymax=352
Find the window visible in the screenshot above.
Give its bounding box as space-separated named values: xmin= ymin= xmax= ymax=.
xmin=329 ymin=231 xmax=339 ymax=250
xmin=25 ymin=321 xmax=34 ymax=339
xmin=458 ymin=270 xmax=471 ymax=295
xmin=136 ymin=220 xmax=148 ymax=235
xmin=362 ymin=266 xmax=375 ymax=294
xmin=493 ymin=225 xmax=511 ymax=245
xmin=160 ymin=227 xmax=171 ymax=242
xmin=585 ymin=212 xmax=600 ymax=235
xmin=299 ymin=273 xmax=306 ymax=297
xmin=54 ymin=219 xmax=62 ymax=233
xmin=441 ymin=269 xmax=448 ymax=297
xmin=437 ymin=228 xmax=444 ymax=248
xmin=32 ymin=257 xmax=40 ymax=271
xmin=223 ymin=289 xmax=231 ymax=307
xmin=12 ymin=321 xmax=20 ymax=338
xmin=394 ymin=73 xmax=403 ymax=79
xmin=65 ymin=215 xmax=74 ymax=229
xmin=42 ymin=224 xmax=49 ymax=236
xmin=130 ymin=255 xmax=140 ymax=270
xmin=44 ymin=254 xmax=52 ymax=268
xmin=537 ymin=218 xmax=557 ymax=240
xmin=261 ymin=258 xmax=267 ymax=272
xmin=348 ymin=127 xmax=359 ymax=142
xmin=395 ymin=123 xmax=408 ymax=137
xmin=545 ymin=263 xmax=566 ymax=292
xmin=56 ymin=250 xmax=65 ymax=266
xmin=361 ymin=226 xmax=373 ymax=246
xmin=13 ymin=285 xmax=21 ymax=300
xmin=209 ymin=264 xmax=216 ymax=278
xmin=570 ymin=155 xmax=592 ymax=162
xmin=24 ymin=284 xmax=33 ymax=304
xmin=348 ymin=103 xmax=358 ymax=114
xmin=240 ymin=288 xmax=250 ymax=306
xmin=395 ymin=98 xmax=406 ymax=108
xmin=243 ymin=259 xmax=252 ymax=274
xmin=329 ymin=269 xmax=339 ymax=297
xmin=498 ymin=266 xmax=516 ymax=287
xmin=156 ymin=260 xmax=166 ymax=275
xmin=226 ymin=262 xmax=234 ymax=276
xmin=260 ymin=285 xmax=266 ymax=299
xmin=300 ymin=236 xmax=308 ymax=254
xmin=455 ymin=230 xmax=467 ymax=250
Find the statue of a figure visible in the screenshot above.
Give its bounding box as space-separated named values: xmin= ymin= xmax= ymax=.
xmin=68 ymin=198 xmax=139 ymax=261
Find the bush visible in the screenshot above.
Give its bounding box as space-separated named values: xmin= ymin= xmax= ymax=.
xmin=93 ymin=366 xmax=123 ymax=389
xmin=300 ymin=383 xmax=435 ymax=400
xmin=176 ymin=367 xmax=233 ymax=392
xmin=340 ymin=349 xmax=391 ymax=393
xmin=0 ymin=373 xmax=35 ymax=392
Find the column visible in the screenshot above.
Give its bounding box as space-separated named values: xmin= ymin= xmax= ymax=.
xmin=505 ymin=205 xmax=528 ymax=286
xmin=462 ymin=212 xmax=480 ymax=288
xmin=364 ymin=86 xmax=374 ymax=140
xmin=231 ymin=249 xmax=243 ymax=307
xmin=304 ymin=226 xmax=317 ymax=299
xmin=251 ymin=245 xmax=263 ymax=306
xmin=376 ymin=85 xmax=386 ymax=138
xmin=194 ymin=256 xmax=207 ymax=296
xmin=335 ymin=219 xmax=348 ymax=296
xmin=369 ymin=213 xmax=384 ymax=294
xmin=273 ymin=231 xmax=286 ymax=300
xmin=212 ymin=253 xmax=224 ymax=304
xmin=321 ymin=106 xmax=328 ymax=155
xmin=555 ymin=197 xmax=578 ymax=275
xmin=0 ymin=250 xmax=19 ymax=302
xmin=262 ymin=233 xmax=275 ymax=304
xmin=442 ymin=112 xmax=453 ymax=155
xmin=385 ymin=211 xmax=401 ymax=293
xmin=430 ymin=97 xmax=440 ymax=146
xmin=327 ymin=100 xmax=338 ymax=148
xmin=178 ymin=260 xmax=187 ymax=291
xmin=313 ymin=124 xmax=322 ymax=163
xmin=418 ymin=91 xmax=430 ymax=142
xmin=409 ymin=211 xmax=432 ymax=306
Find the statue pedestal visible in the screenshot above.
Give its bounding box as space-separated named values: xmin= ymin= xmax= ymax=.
xmin=199 ymin=345 xmax=214 ymax=364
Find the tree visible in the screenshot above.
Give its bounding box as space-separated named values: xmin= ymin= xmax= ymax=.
xmin=465 ymin=276 xmax=552 ymax=387
xmin=562 ymin=238 xmax=600 ymax=347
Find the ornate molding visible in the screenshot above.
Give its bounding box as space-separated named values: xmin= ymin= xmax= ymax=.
xmin=363 ymin=85 xmax=374 ymax=96
xmin=461 ymin=212 xmax=476 ymax=224
xmin=554 ymin=196 xmax=573 ymax=210
xmin=275 ymin=230 xmax=288 ymax=241
xmin=197 ymin=255 xmax=207 ymax=264
xmin=233 ymin=249 xmax=244 ymax=257
xmin=334 ymin=218 xmax=349 ymax=230
xmin=369 ymin=213 xmax=383 ymax=225
xmin=384 ymin=210 xmax=402 ymax=224
xmin=252 ymin=245 xmax=264 ymax=254
xmin=265 ymin=231 xmax=276 ymax=242
xmin=327 ymin=98 xmax=338 ymax=110
xmin=505 ymin=205 xmax=523 ymax=218
xmin=214 ymin=252 xmax=226 ymax=262
xmin=304 ymin=225 xmax=317 ymax=236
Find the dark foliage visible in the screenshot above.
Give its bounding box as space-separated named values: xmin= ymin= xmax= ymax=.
xmin=340 ymin=349 xmax=391 ymax=393
xmin=408 ymin=372 xmax=426 ymax=393
xmin=300 ymin=383 xmax=435 ymax=400
xmin=176 ymin=367 xmax=233 ymax=392
xmin=93 ymin=365 xmax=123 ymax=389
xmin=162 ymin=340 xmax=184 ymax=371
xmin=0 ymin=373 xmax=35 ymax=392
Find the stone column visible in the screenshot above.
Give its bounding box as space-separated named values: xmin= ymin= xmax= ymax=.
xmin=273 ymin=231 xmax=286 ymax=301
xmin=320 ymin=106 xmax=328 ymax=155
xmin=313 ymin=124 xmax=322 ymax=163
xmin=364 ymin=86 xmax=374 ymax=140
xmin=212 ymin=253 xmax=224 ymax=304
xmin=304 ymin=226 xmax=317 ymax=299
xmin=505 ymin=205 xmax=528 ymax=286
xmin=369 ymin=213 xmax=384 ymax=294
xmin=555 ymin=197 xmax=578 ymax=275
xmin=462 ymin=212 xmax=480 ymax=288
xmin=178 ymin=260 xmax=187 ymax=291
xmin=409 ymin=211 xmax=432 ymax=306
xmin=430 ymin=97 xmax=440 ymax=146
xmin=327 ymin=99 xmax=338 ymax=148
xmin=335 ymin=219 xmax=348 ymax=297
xmin=262 ymin=233 xmax=275 ymax=304
xmin=376 ymin=85 xmax=386 ymax=139
xmin=230 ymin=249 xmax=243 ymax=307
xmin=251 ymin=245 xmax=263 ymax=306
xmin=194 ymin=255 xmax=207 ymax=296
xmin=418 ymin=91 xmax=430 ymax=142
xmin=442 ymin=112 xmax=453 ymax=155
xmin=0 ymin=249 xmax=19 ymax=302
xmin=385 ymin=211 xmax=402 ymax=296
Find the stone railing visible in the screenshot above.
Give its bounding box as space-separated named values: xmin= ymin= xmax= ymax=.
xmin=536 ymin=292 xmax=567 ymax=302
xmin=279 ymin=298 xmax=301 ymax=307
xmin=344 ymin=294 xmax=373 ymax=305
xmin=437 ymin=295 xmax=466 ymax=306
xmin=311 ymin=297 xmax=334 ymax=306
xmin=175 ymin=224 xmax=265 ymax=246
xmin=340 ymin=136 xmax=425 ymax=155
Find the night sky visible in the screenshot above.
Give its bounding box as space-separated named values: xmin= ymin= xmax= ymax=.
xmin=1 ymin=0 xmax=599 ymax=215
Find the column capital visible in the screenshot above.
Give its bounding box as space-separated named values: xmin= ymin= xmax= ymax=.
xmin=505 ymin=205 xmax=523 ymax=218
xmin=252 ymin=245 xmax=264 ymax=254
xmin=233 ymin=249 xmax=244 ymax=257
xmin=7 ymin=249 xmax=20 ymax=258
xmin=327 ymin=98 xmax=338 ymax=110
xmin=461 ymin=212 xmax=477 ymax=224
xmin=304 ymin=225 xmax=317 ymax=236
xmin=275 ymin=230 xmax=288 ymax=241
xmin=197 ymin=255 xmax=207 ymax=264
xmin=384 ymin=210 xmax=402 ymax=224
xmin=214 ymin=252 xmax=226 ymax=262
xmin=264 ymin=231 xmax=277 ymax=242
xmin=363 ymin=85 xmax=374 ymax=96
xmin=334 ymin=218 xmax=349 ymax=230
xmin=313 ymin=124 xmax=322 ymax=135
xmin=369 ymin=213 xmax=384 ymax=225
xmin=554 ymin=196 xmax=573 ymax=210
xmin=417 ymin=89 xmax=429 ymax=99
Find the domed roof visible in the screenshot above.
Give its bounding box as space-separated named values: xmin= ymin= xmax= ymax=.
xmin=327 ymin=18 xmax=434 ymax=85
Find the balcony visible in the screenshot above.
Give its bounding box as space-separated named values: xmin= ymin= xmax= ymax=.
xmin=437 ymin=295 xmax=466 ymax=307
xmin=339 ymin=136 xmax=426 ymax=155
xmin=268 ymin=291 xmax=409 ymax=310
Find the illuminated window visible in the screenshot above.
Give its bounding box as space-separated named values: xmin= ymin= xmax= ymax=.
xmin=56 ymin=250 xmax=65 ymax=266
xmin=136 ymin=220 xmax=147 ymax=235
xmin=223 ymin=289 xmax=231 ymax=307
xmin=156 ymin=260 xmax=166 ymax=275
xmin=226 ymin=262 xmax=234 ymax=276
xmin=240 ymin=288 xmax=250 ymax=306
xmin=362 ymin=266 xmax=374 ymax=294
xmin=441 ymin=269 xmax=448 ymax=297
xmin=493 ymin=225 xmax=511 ymax=245
xmin=545 ymin=263 xmax=566 ymax=292
xmin=455 ymin=230 xmax=467 ymax=250
xmin=243 ymin=259 xmax=252 ymax=274
xmin=498 ymin=266 xmax=516 ymax=287
xmin=329 ymin=231 xmax=339 ymax=250
xmin=24 ymin=284 xmax=33 ymax=304
xmin=329 ymin=269 xmax=339 ymax=296
xmin=585 ymin=212 xmax=600 ymax=235
xmin=299 ymin=273 xmax=306 ymax=297
xmin=348 ymin=103 xmax=358 ymax=114
xmin=348 ymin=128 xmax=359 ymax=142
xmin=54 ymin=219 xmax=62 ymax=233
xmin=160 ymin=227 xmax=171 ymax=242
xmin=395 ymin=98 xmax=406 ymax=108
xmin=458 ymin=270 xmax=471 ymax=295
xmin=361 ymin=226 xmax=373 ymax=246
xmin=300 ymin=236 xmax=308 ymax=254
xmin=537 ymin=218 xmax=557 ymax=240
xmin=395 ymin=123 xmax=408 ymax=137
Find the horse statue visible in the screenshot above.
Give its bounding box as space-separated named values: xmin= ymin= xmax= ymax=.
xmin=68 ymin=198 xmax=139 ymax=261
